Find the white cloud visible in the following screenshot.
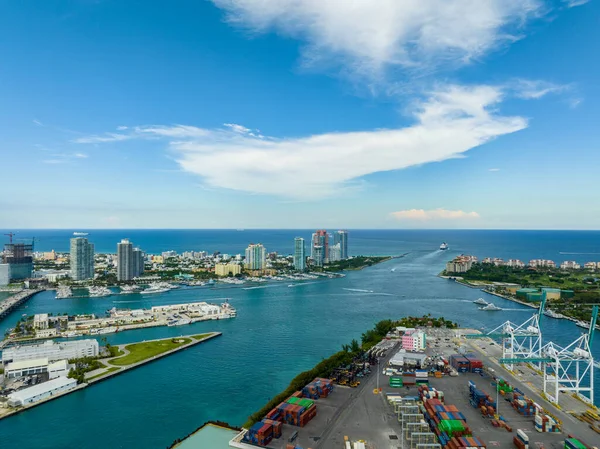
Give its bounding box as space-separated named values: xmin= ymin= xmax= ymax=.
xmin=511 ymin=79 xmax=571 ymax=99
xmin=33 ymin=119 xmax=44 ymax=126
xmin=563 ymin=0 xmax=589 ymax=7
xmin=488 ymin=168 xmax=501 ymax=172
xmin=73 ymin=153 xmax=89 ymax=158
xmin=74 ymin=84 xmax=527 ymax=198
xmin=390 ymin=208 xmax=481 ymax=221
xmin=211 ymin=0 xmax=542 ymax=80
xmin=116 ymin=125 xmax=128 ymax=131
xmin=72 ymin=133 xmax=133 ymax=144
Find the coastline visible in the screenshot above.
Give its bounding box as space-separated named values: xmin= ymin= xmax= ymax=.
xmin=0 ymin=332 xmax=221 ymax=421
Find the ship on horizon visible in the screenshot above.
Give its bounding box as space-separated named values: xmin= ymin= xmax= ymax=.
xmin=439 ymin=242 xmax=449 ymax=250
xmin=73 ymin=231 xmax=89 ymax=236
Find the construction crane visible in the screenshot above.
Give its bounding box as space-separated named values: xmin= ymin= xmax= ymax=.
xmin=3 ymin=232 xmax=15 ymax=243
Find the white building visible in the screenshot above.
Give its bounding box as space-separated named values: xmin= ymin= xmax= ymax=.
xmin=5 ymin=358 xmax=49 ymax=379
xmin=36 ymin=328 xmax=58 ymax=338
xmin=33 ymin=313 xmax=49 ymax=330
xmin=528 ymin=259 xmax=556 ymax=268
xmin=70 ymin=237 xmax=95 ymax=281
xmin=151 ymin=302 xmax=220 ymax=316
xmin=329 ymin=243 xmax=342 ymax=263
xmin=584 ymin=262 xmax=598 ymax=270
xmin=48 ymin=360 xmax=69 ymax=379
xmin=560 ymin=260 xmax=581 ymax=270
xmin=0 ymin=263 xmax=10 ymax=286
xmin=7 ymin=376 xmax=77 ymax=407
xmin=2 ymin=339 xmax=99 ymax=365
xmin=505 ymin=259 xmax=525 ymax=268
xmin=245 ymin=243 xmax=266 ymax=270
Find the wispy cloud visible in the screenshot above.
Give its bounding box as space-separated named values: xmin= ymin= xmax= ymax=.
xmin=41 ymin=152 xmax=90 ymax=164
xmin=42 ymin=159 xmax=66 ymax=165
xmin=73 ymin=153 xmax=89 ymax=158
xmin=211 ymin=0 xmax=543 ymax=83
xmin=511 ymin=79 xmax=572 ymax=99
xmin=562 ymin=0 xmax=589 ymax=7
xmin=33 ymin=119 xmax=44 ymax=126
xmin=72 ymin=133 xmax=133 ymax=144
xmin=390 ymin=208 xmax=481 ymax=221
xmin=488 ymin=168 xmax=501 ymax=172
xmin=72 ymin=84 xmax=528 ymax=199
xmin=116 ymin=125 xmax=128 ymax=131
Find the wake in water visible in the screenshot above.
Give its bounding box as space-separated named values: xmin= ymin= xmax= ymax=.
xmin=243 ymin=285 xmax=272 ymax=290
xmin=113 ymin=300 xmax=143 ymax=304
xmin=343 ymin=288 xmax=374 ymax=293
xmin=288 ymin=282 xmax=318 ymax=288
xmin=559 ymin=252 xmax=600 ymax=255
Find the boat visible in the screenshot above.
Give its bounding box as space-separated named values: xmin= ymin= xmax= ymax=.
xmin=391 ymin=268 xmax=396 ymax=272
xmin=221 ymin=301 xmax=237 ymax=318
xmin=473 ymin=298 xmax=489 ymax=305
xmin=88 ymin=286 xmax=112 ymax=297
xmin=120 ymin=285 xmax=141 ymax=294
xmin=576 ymin=320 xmax=590 ymax=330
xmin=167 ymin=318 xmax=192 ymax=326
xmin=64 ymin=331 xmax=77 ymax=338
xmin=439 ymin=242 xmax=449 ymax=250
xmin=73 ymin=232 xmax=89 ymax=236
xmin=543 ymin=309 xmax=565 ymax=319
xmin=479 ymin=303 xmax=502 ymax=311
xmin=141 ymin=283 xmax=171 ymax=294
xmin=55 ymin=286 xmax=73 ymax=299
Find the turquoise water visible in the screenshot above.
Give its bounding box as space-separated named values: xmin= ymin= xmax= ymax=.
xmin=0 ymin=230 xmax=599 ymax=448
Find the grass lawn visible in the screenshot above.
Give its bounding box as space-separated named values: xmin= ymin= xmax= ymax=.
xmin=87 ymin=367 xmax=120 ymax=381
xmin=191 ymin=333 xmax=212 ymax=340
xmin=108 ymin=338 xmax=192 ymax=366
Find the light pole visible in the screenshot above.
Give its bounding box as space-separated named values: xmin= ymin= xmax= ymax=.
xmin=496 ymin=382 xmax=500 ymax=417
xmin=377 ymin=356 xmax=380 ymax=392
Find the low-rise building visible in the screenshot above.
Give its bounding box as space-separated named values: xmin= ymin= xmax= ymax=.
xmin=505 ymin=259 xmax=525 ymax=268
xmin=36 ymin=328 xmax=58 ymax=338
xmin=528 ymin=259 xmax=556 ymax=268
xmin=445 ymin=255 xmax=476 ymax=273
xmin=2 ymin=339 xmax=99 ymax=365
xmin=48 ymin=360 xmax=69 ymax=379
xmin=541 ymin=287 xmax=562 ymax=300
xmin=7 ymin=376 xmax=78 ymax=407
xmin=401 ymin=330 xmax=426 ymax=351
xmin=560 ymin=260 xmax=581 ymax=270
xmin=584 ymin=262 xmax=598 ymax=270
xmin=5 ymin=358 xmax=49 ymax=379
xmin=214 ymin=263 xmax=241 ymax=277
xmin=33 ymin=313 xmax=49 ymax=330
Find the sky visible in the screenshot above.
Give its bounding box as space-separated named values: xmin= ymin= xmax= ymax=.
xmin=1 ymin=0 xmax=599 ymax=230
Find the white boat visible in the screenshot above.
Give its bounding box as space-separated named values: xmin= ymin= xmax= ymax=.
xmin=56 ymin=286 xmax=73 ymax=299
xmin=73 ymin=232 xmax=89 ymax=236
xmin=97 ymin=327 xmax=116 ymax=334
xmin=221 ymin=302 xmax=237 ymax=318
xmin=64 ymin=331 xmax=77 ymax=338
xmin=120 ymin=285 xmax=141 ymax=294
xmin=167 ymin=318 xmax=191 ymax=326
xmin=543 ymin=309 xmax=565 ymax=319
xmin=474 ymin=298 xmax=489 ymax=305
xmin=391 ymin=268 xmax=396 ymax=272
xmin=479 ymin=303 xmax=502 ymax=311
xmin=576 ymin=320 xmax=590 ymax=330
xmin=439 ymin=242 xmax=449 ymax=250
xmin=88 ymin=286 xmax=112 ymax=297
xmin=141 ymin=283 xmax=171 ymax=294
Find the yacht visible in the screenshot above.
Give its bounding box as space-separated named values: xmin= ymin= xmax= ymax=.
xmin=576 ymin=320 xmax=590 ymax=330
xmin=543 ymin=309 xmax=565 ymax=319
xmin=73 ymin=232 xmax=89 ymax=236
xmin=141 ymin=283 xmax=171 ymax=294
xmin=120 ymin=285 xmax=141 ymax=294
xmin=55 ymin=286 xmax=73 ymax=299
xmin=473 ymin=298 xmax=489 ymax=306
xmin=439 ymin=242 xmax=449 ymax=251
xmin=479 ymin=303 xmax=502 ymax=311
xmin=167 ymin=318 xmax=192 ymax=326
xmin=88 ymin=286 xmax=112 ymax=297
xmin=221 ymin=301 xmax=237 ymax=318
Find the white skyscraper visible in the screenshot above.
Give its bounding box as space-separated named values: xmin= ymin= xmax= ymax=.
xmin=245 ymin=243 xmax=266 ymax=270
xmin=294 ymin=237 xmax=306 ymax=271
xmin=70 ymin=238 xmax=94 ymax=281
xmin=329 ymin=243 xmax=341 ymax=263
xmin=117 ymin=239 xmax=134 ymax=281
xmin=334 ymin=230 xmax=349 ymax=260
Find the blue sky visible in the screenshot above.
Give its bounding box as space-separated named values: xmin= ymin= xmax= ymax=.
xmin=1 ymin=0 xmax=599 ymax=229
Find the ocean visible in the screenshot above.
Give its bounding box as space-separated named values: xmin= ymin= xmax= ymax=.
xmin=0 ymin=229 xmax=599 ymax=448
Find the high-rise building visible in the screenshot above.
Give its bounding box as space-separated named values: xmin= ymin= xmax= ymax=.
xmin=70 ymin=237 xmax=94 ymax=281
xmin=333 ymin=230 xmax=349 ymax=260
xmin=117 ymin=239 xmax=134 ymax=281
xmin=294 ymin=237 xmax=306 ymax=271
xmin=245 ymin=243 xmax=266 ymax=270
xmin=132 ymin=248 xmax=145 ymax=278
xmin=3 ymin=241 xmax=33 ymax=281
xmin=311 ymin=230 xmax=329 ymax=265
xmin=312 ymin=245 xmax=324 ymax=267
xmin=329 ymin=243 xmax=341 ymax=263
xmin=0 ymin=264 xmax=10 ymax=286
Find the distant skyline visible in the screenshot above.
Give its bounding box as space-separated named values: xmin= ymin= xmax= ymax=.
xmin=1 ymin=1 xmax=599 ymax=229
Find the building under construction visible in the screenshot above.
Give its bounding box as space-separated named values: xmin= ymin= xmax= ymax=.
xmin=2 ymin=234 xmax=34 ymax=281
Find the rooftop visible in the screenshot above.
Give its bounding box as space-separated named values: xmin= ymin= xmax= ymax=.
xmin=8 ymin=376 xmax=76 ymax=401
xmin=170 ymin=424 xmax=239 ymax=449
xmin=6 ymin=357 xmax=49 ymax=370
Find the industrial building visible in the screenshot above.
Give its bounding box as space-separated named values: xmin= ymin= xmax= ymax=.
xmin=214 ymin=263 xmax=241 ymax=277
xmin=4 ymin=358 xmax=68 ymax=379
xmin=388 ymin=349 xmax=428 ymax=368
xmin=7 ymin=376 xmax=78 ymax=407
xmin=2 ymin=339 xmax=99 ymax=365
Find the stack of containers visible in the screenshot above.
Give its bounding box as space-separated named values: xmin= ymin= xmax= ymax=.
xmin=403 ymin=372 xmax=416 ymax=386
xmin=464 ymin=355 xmax=483 ymax=373
xmin=415 ymin=369 xmax=429 ymax=385
xmin=287 ymin=397 xmax=314 ymax=409
xmin=512 ymin=392 xmax=535 ymax=416
xmin=302 ymin=378 xmax=333 ymax=399
xmin=389 ymin=376 xmax=404 ymax=388
xmin=469 ymin=381 xmax=496 ymax=411
xmin=419 ymin=386 xmax=445 ymax=403
xmin=261 ymin=419 xmax=282 ymax=438
xmin=513 ymin=429 xmax=529 ymax=449
xmin=276 ymin=401 xmax=317 ymax=427
xmin=497 ymin=379 xmax=513 ymax=394
xmin=534 ymin=412 xmax=559 ymax=432
xmin=564 ymin=438 xmax=591 ymax=449
xmin=421 ymin=397 xmax=472 ymax=446
xmin=446 ymin=436 xmax=486 ymax=448
xmin=449 ymin=355 xmax=470 ymax=373
xmin=243 ymin=422 xmax=274 ymax=447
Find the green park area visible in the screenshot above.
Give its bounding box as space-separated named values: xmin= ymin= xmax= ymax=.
xmin=320 ymin=255 xmax=391 ymax=272
xmin=109 ymin=337 xmax=192 ymax=366
xmin=191 ymin=333 xmax=211 ymax=340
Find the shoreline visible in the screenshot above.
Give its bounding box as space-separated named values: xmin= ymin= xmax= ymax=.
xmin=0 ymin=332 xmax=221 ymax=421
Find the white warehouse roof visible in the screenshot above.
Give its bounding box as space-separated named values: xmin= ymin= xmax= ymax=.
xmin=8 ymin=376 xmax=77 ymax=403
xmin=6 ymin=357 xmax=49 ymax=371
